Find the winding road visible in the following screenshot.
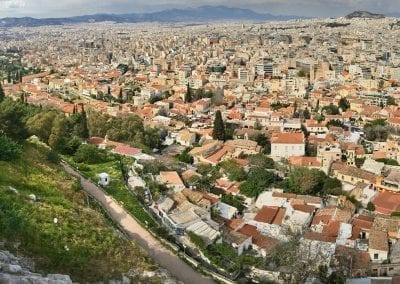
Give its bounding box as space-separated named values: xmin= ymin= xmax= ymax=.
xmin=61 ymin=162 xmax=214 ymax=284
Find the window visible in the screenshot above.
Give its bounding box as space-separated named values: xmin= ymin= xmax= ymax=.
xmin=374 ymin=253 xmax=379 ymax=260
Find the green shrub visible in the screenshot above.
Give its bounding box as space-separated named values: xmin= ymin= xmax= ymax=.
xmin=73 ymin=144 xmax=107 ymax=164
xmin=0 ymin=136 xmax=22 ymax=161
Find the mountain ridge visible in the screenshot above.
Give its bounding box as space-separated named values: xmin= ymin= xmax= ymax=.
xmin=0 ymin=5 xmax=305 ymax=27
xmin=345 ymin=10 xmax=385 ymax=19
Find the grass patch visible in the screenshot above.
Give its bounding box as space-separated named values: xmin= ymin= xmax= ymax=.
xmin=0 ymin=142 xmax=158 ymax=282
xmin=62 ymin=154 xmax=158 ymax=228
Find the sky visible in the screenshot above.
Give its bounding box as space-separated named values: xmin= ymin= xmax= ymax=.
xmin=0 ymin=0 xmax=399 ymax=18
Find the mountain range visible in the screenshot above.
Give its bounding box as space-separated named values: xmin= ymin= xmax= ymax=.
xmin=0 ymin=6 xmax=398 ymax=28
xmin=0 ymin=5 xmax=304 ymax=27
xmin=345 ymin=10 xmax=385 ymax=19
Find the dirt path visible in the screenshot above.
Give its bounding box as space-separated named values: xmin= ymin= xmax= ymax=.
xmin=61 ymin=163 xmax=214 ymax=284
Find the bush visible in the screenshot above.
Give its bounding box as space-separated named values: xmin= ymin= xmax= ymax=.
xmin=367 ymin=201 xmax=375 ymax=212
xmin=0 ymin=136 xmax=23 ymax=161
xmin=46 ymin=149 xmax=60 ymax=164
xmin=73 ymin=144 xmax=107 ymax=164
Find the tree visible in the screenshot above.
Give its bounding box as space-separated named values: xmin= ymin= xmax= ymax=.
xmin=284 ymin=167 xmax=325 ymax=195
xmin=366 ymin=201 xmax=375 ymax=212
xmin=221 ymin=194 xmax=245 ymax=213
xmin=0 ymin=82 xmax=5 ymax=102
xmin=27 ymin=111 xmax=58 ymax=143
xmin=322 ymin=104 xmax=340 ymax=115
xmin=0 ymin=99 xmax=30 ymax=141
xmin=239 ymin=168 xmax=275 ymax=197
xmin=338 ymin=97 xmax=350 ymax=111
xmin=387 ymin=96 xmax=397 ymax=106
xmin=249 ymin=153 xmax=275 ymax=169
xmin=255 ymin=134 xmax=271 ymax=154
xmin=212 ymin=110 xmax=225 ymax=141
xmin=363 ymin=119 xmax=389 ymax=141
xmin=0 ymin=136 xmax=22 ymax=161
xmin=118 ymin=88 xmax=123 ymax=103
xmin=48 ymin=115 xmax=68 ymax=153
xmin=175 ymin=147 xmax=193 ymax=164
xmin=185 ymin=83 xmax=192 ymax=103
xmin=220 ymin=159 xmax=247 ymax=181
xmin=326 ymin=119 xmax=345 ymax=129
xmin=80 ymin=108 xmax=90 ymax=140
xmin=73 ymin=144 xmax=107 ymax=164
xmin=303 ymin=108 xmax=311 ymax=120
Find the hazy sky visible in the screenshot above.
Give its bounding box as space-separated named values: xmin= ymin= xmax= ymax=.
xmin=0 ymin=0 xmax=398 ymax=18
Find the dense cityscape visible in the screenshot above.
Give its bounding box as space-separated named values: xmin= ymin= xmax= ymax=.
xmin=2 ymin=4 xmax=400 ymax=284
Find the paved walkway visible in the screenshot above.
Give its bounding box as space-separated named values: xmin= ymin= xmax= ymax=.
xmin=61 ymin=163 xmax=214 ymax=284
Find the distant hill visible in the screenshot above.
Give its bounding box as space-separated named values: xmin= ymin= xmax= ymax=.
xmin=345 ymin=10 xmax=385 ymax=19
xmin=0 ymin=5 xmax=305 ymax=27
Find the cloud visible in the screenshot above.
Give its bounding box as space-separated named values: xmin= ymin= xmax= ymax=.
xmin=0 ymin=0 xmax=25 ymax=10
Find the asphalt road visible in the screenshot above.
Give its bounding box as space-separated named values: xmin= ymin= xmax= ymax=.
xmin=61 ymin=163 xmax=214 ymax=284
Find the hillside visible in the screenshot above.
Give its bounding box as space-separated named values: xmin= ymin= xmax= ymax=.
xmin=0 ymin=140 xmax=160 ymax=282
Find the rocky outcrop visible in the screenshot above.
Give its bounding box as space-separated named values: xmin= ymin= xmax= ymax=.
xmin=0 ymin=250 xmax=72 ymax=284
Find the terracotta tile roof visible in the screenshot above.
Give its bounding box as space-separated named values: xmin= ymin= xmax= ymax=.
xmin=322 ymin=220 xmax=340 ymax=237
xmin=225 ymin=218 xmax=245 ymax=230
xmin=113 ymin=144 xmax=141 ymax=157
xmin=296 ymin=195 xmax=322 ymax=205
xmin=303 ymin=231 xmax=336 ymax=243
xmin=292 ymin=204 xmax=315 ymax=213
xmin=369 ymin=230 xmax=388 ymax=251
xmin=254 ymin=206 xmax=278 ymax=224
xmin=335 ymin=246 xmax=371 ymax=270
xmin=159 ymin=171 xmax=184 ymax=186
xmin=332 ymin=162 xmax=376 ymax=183
xmin=271 ymin=132 xmax=305 ymax=144
xmin=289 ymin=156 xmax=321 ymax=167
xmin=372 ymin=151 xmax=387 ymax=160
xmin=352 ymin=215 xmax=374 ymax=230
xmin=254 ymin=206 xmax=286 ymax=225
xmin=206 ymin=145 xmax=234 ymax=164
xmin=238 ymin=224 xmax=278 ymax=253
xmin=372 ymin=191 xmax=400 ymax=215
xmin=313 ymin=207 xmax=352 ymax=224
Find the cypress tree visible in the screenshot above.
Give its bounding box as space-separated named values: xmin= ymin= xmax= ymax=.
xmin=0 ymin=82 xmax=5 ymax=102
xmin=185 ymin=83 xmax=192 ymax=103
xmin=212 ymin=110 xmax=225 ymax=141
xmin=80 ymin=105 xmax=89 ymax=140
xmin=118 ymin=88 xmax=123 ymax=103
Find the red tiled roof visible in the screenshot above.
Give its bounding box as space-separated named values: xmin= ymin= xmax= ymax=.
xmin=112 ymin=144 xmax=141 ymax=157
xmin=303 ymin=231 xmax=336 ymax=243
xmin=373 ymin=191 xmax=400 ymax=215
xmin=352 ymin=215 xmax=374 ymax=230
xmin=292 ymin=204 xmax=315 ymax=213
xmin=254 ymin=206 xmax=286 ymax=225
xmin=271 ymin=132 xmax=304 ymax=144
xmin=238 ymin=224 xmax=278 ymax=253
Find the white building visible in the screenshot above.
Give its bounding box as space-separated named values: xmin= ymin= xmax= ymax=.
xmin=271 ymin=132 xmax=305 ymax=158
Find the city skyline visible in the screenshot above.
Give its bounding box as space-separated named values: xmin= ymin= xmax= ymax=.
xmin=0 ymin=0 xmax=399 ymax=18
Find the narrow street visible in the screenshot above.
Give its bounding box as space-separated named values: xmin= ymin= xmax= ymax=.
xmin=61 ymin=162 xmax=214 ymax=284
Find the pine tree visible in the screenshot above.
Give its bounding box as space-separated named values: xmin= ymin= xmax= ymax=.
xmin=185 ymin=83 xmax=192 ymax=103
xmin=212 ymin=110 xmax=225 ymax=141
xmin=0 ymin=82 xmax=4 ymax=102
